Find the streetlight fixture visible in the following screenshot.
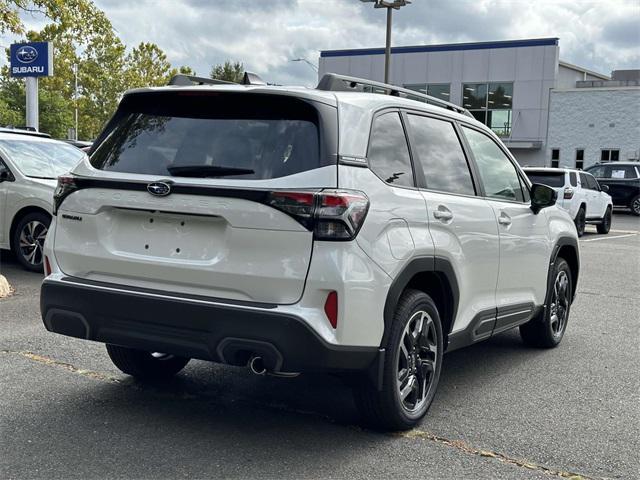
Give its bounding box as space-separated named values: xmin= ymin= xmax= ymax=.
xmin=360 ymin=0 xmax=411 ymax=84
xmin=291 ymin=58 xmax=319 ymax=73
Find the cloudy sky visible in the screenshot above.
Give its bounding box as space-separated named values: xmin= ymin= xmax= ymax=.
xmin=2 ymin=0 xmax=639 ymax=86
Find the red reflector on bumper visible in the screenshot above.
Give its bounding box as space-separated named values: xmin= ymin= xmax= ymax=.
xmin=324 ymin=291 xmax=338 ymax=329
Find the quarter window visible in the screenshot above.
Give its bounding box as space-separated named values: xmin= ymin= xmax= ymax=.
xmin=368 ymin=112 xmax=415 ymax=187
xmin=407 ymin=115 xmax=475 ymax=196
xmin=462 ymin=127 xmax=524 ymax=202
xmin=569 ymin=172 xmax=578 ymax=187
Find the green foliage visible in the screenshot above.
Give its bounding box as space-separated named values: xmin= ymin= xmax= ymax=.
xmin=0 ymin=0 xmax=199 ymax=140
xmin=210 ymin=60 xmax=244 ymax=83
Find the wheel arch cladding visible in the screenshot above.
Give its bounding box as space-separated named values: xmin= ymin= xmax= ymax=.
xmin=553 ymin=237 xmax=579 ymax=303
xmin=10 ymin=206 xmax=51 ymax=249
xmin=382 ymin=256 xmax=459 ymax=347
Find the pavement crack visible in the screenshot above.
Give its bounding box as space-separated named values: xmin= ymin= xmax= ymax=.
xmin=1 ymin=349 xmax=603 ymax=480
xmin=1 ymin=350 xmax=123 ymax=384
xmin=395 ymin=429 xmax=596 ymax=480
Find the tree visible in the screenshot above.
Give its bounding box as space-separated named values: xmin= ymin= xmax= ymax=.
xmin=125 ymin=42 xmax=174 ymax=89
xmin=210 ymin=60 xmax=244 ymax=83
xmin=0 ymin=0 xmax=195 ymax=139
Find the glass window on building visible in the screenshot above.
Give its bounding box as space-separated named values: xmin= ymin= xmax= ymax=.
xmin=575 ymin=149 xmax=584 ymax=170
xmin=404 ymin=84 xmax=451 ymax=103
xmin=462 ymin=83 xmax=512 ymax=137
xmin=601 ymin=149 xmax=620 ymax=162
xmin=551 ymin=148 xmax=560 ymax=168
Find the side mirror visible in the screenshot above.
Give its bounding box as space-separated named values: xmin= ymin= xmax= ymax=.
xmin=600 ymin=184 xmax=609 ymax=193
xmin=530 ymin=183 xmax=557 ymax=214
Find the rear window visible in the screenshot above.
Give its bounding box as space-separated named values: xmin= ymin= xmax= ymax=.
xmin=525 ymin=171 xmax=565 ymax=188
xmin=0 ymin=139 xmax=84 ymax=179
xmin=90 ymin=92 xmax=331 ymax=179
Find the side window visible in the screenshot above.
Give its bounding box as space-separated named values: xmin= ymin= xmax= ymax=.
xmin=368 ymin=112 xmax=414 ymax=187
xmin=0 ymin=159 xmax=13 ymax=180
xmin=569 ymin=172 xmax=578 ymax=187
xmin=580 ymin=172 xmax=598 ymax=190
xmin=462 ymin=127 xmax=524 ymax=202
xmin=587 ymin=165 xmax=606 ymax=178
xmin=610 ymin=166 xmax=638 ymax=179
xmin=407 ymin=114 xmax=475 ymax=196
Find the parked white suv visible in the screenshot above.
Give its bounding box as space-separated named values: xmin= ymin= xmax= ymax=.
xmin=523 ymin=167 xmax=613 ymax=236
xmin=0 ymin=128 xmax=85 ymax=271
xmin=41 ymin=74 xmax=580 ymax=430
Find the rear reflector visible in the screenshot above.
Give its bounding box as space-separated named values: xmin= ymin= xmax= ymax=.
xmin=44 ymin=256 xmax=52 ymax=277
xmin=324 ymin=291 xmax=338 ymax=329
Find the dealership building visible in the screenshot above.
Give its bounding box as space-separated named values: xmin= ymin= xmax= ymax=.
xmin=319 ymin=38 xmax=640 ymax=169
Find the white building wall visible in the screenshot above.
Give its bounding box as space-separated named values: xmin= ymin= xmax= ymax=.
xmin=319 ymin=42 xmax=560 ymax=166
xmin=547 ymin=88 xmax=640 ymax=169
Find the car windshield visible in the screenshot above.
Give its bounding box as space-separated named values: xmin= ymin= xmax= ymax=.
xmin=525 ymin=171 xmax=565 ymax=188
xmin=0 ymin=139 xmax=84 ymax=179
xmin=90 ymin=92 xmax=323 ymax=179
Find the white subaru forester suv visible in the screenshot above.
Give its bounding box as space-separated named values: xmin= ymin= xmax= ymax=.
xmin=41 ymin=74 xmax=579 ymax=430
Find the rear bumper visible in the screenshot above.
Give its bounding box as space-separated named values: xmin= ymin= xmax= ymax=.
xmin=40 ymin=277 xmax=379 ymax=374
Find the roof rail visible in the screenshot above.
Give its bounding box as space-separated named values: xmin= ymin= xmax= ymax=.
xmin=0 ymin=126 xmax=51 ymax=138
xmin=169 ymin=74 xmax=235 ymax=86
xmin=316 ymin=73 xmax=472 ymax=117
xmin=169 ymin=72 xmax=268 ymax=87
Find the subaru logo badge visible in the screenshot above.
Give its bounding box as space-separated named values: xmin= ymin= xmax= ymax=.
xmin=16 ymin=46 xmax=38 ymax=64
xmin=147 ymin=182 xmax=171 ymax=197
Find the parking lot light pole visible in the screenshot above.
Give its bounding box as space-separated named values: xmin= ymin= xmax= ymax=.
xmin=360 ymin=0 xmax=411 ymax=84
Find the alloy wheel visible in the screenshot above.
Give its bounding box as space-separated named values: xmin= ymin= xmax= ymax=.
xmin=18 ymin=220 xmax=47 ymax=267
xmin=397 ymin=310 xmax=438 ymax=413
xmin=549 ymin=270 xmax=570 ymax=337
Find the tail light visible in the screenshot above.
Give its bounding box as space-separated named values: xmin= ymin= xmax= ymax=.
xmin=53 ymin=175 xmax=78 ymax=215
xmin=268 ymin=189 xmax=369 ymax=241
xmin=563 ymin=187 xmax=574 ymax=199
xmin=324 ymin=291 xmax=338 ymax=329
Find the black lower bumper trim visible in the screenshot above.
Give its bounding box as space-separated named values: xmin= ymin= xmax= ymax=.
xmin=40 ymin=279 xmax=378 ymax=373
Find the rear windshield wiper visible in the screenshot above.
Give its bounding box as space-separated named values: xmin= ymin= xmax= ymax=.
xmin=167 ymin=165 xmax=255 ymax=178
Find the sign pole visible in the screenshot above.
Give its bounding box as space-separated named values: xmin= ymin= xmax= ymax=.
xmin=25 ymin=76 xmax=39 ymax=131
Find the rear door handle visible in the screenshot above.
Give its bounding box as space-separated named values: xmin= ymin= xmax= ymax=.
xmin=433 ymin=207 xmax=453 ymax=222
xmin=498 ymin=212 xmax=512 ymax=226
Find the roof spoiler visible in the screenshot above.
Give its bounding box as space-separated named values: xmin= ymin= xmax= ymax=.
xmin=168 ymin=72 xmax=267 ymax=87
xmin=316 ymin=73 xmax=472 ymax=117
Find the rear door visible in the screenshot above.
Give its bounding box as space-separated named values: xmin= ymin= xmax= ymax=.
xmin=405 ymin=112 xmax=500 ymax=340
xmin=461 ymin=125 xmax=551 ymax=330
xmin=579 ymin=172 xmax=600 ymax=218
xmin=53 ymin=91 xmax=337 ymax=304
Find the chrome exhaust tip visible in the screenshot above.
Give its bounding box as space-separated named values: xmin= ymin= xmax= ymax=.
xmin=248 ymin=356 xmax=266 ymax=375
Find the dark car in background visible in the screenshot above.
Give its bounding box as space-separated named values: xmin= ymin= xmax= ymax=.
xmin=585 ymin=162 xmax=640 ymax=216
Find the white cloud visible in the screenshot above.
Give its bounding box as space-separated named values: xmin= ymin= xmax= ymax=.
xmin=2 ymin=0 xmax=639 ymax=84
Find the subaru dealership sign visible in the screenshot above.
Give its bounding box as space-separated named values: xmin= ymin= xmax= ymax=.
xmin=9 ymin=42 xmax=53 ymax=77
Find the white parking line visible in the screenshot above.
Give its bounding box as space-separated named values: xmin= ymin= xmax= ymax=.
xmin=581 ymin=233 xmax=638 ymax=242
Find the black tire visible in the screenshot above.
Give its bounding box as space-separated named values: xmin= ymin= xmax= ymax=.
xmin=596 ymin=207 xmax=612 ymax=234
xmin=106 ymin=344 xmax=190 ymax=380
xmin=11 ymin=211 xmax=51 ymax=272
xmin=520 ymin=258 xmax=572 ymax=348
xmin=354 ymin=289 xmax=444 ymax=431
xmin=574 ymin=207 xmax=586 ymax=237
xmin=630 ymin=195 xmax=640 ymax=216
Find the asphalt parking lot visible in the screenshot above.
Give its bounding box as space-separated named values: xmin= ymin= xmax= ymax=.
xmin=1 ymin=213 xmax=638 ymax=480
